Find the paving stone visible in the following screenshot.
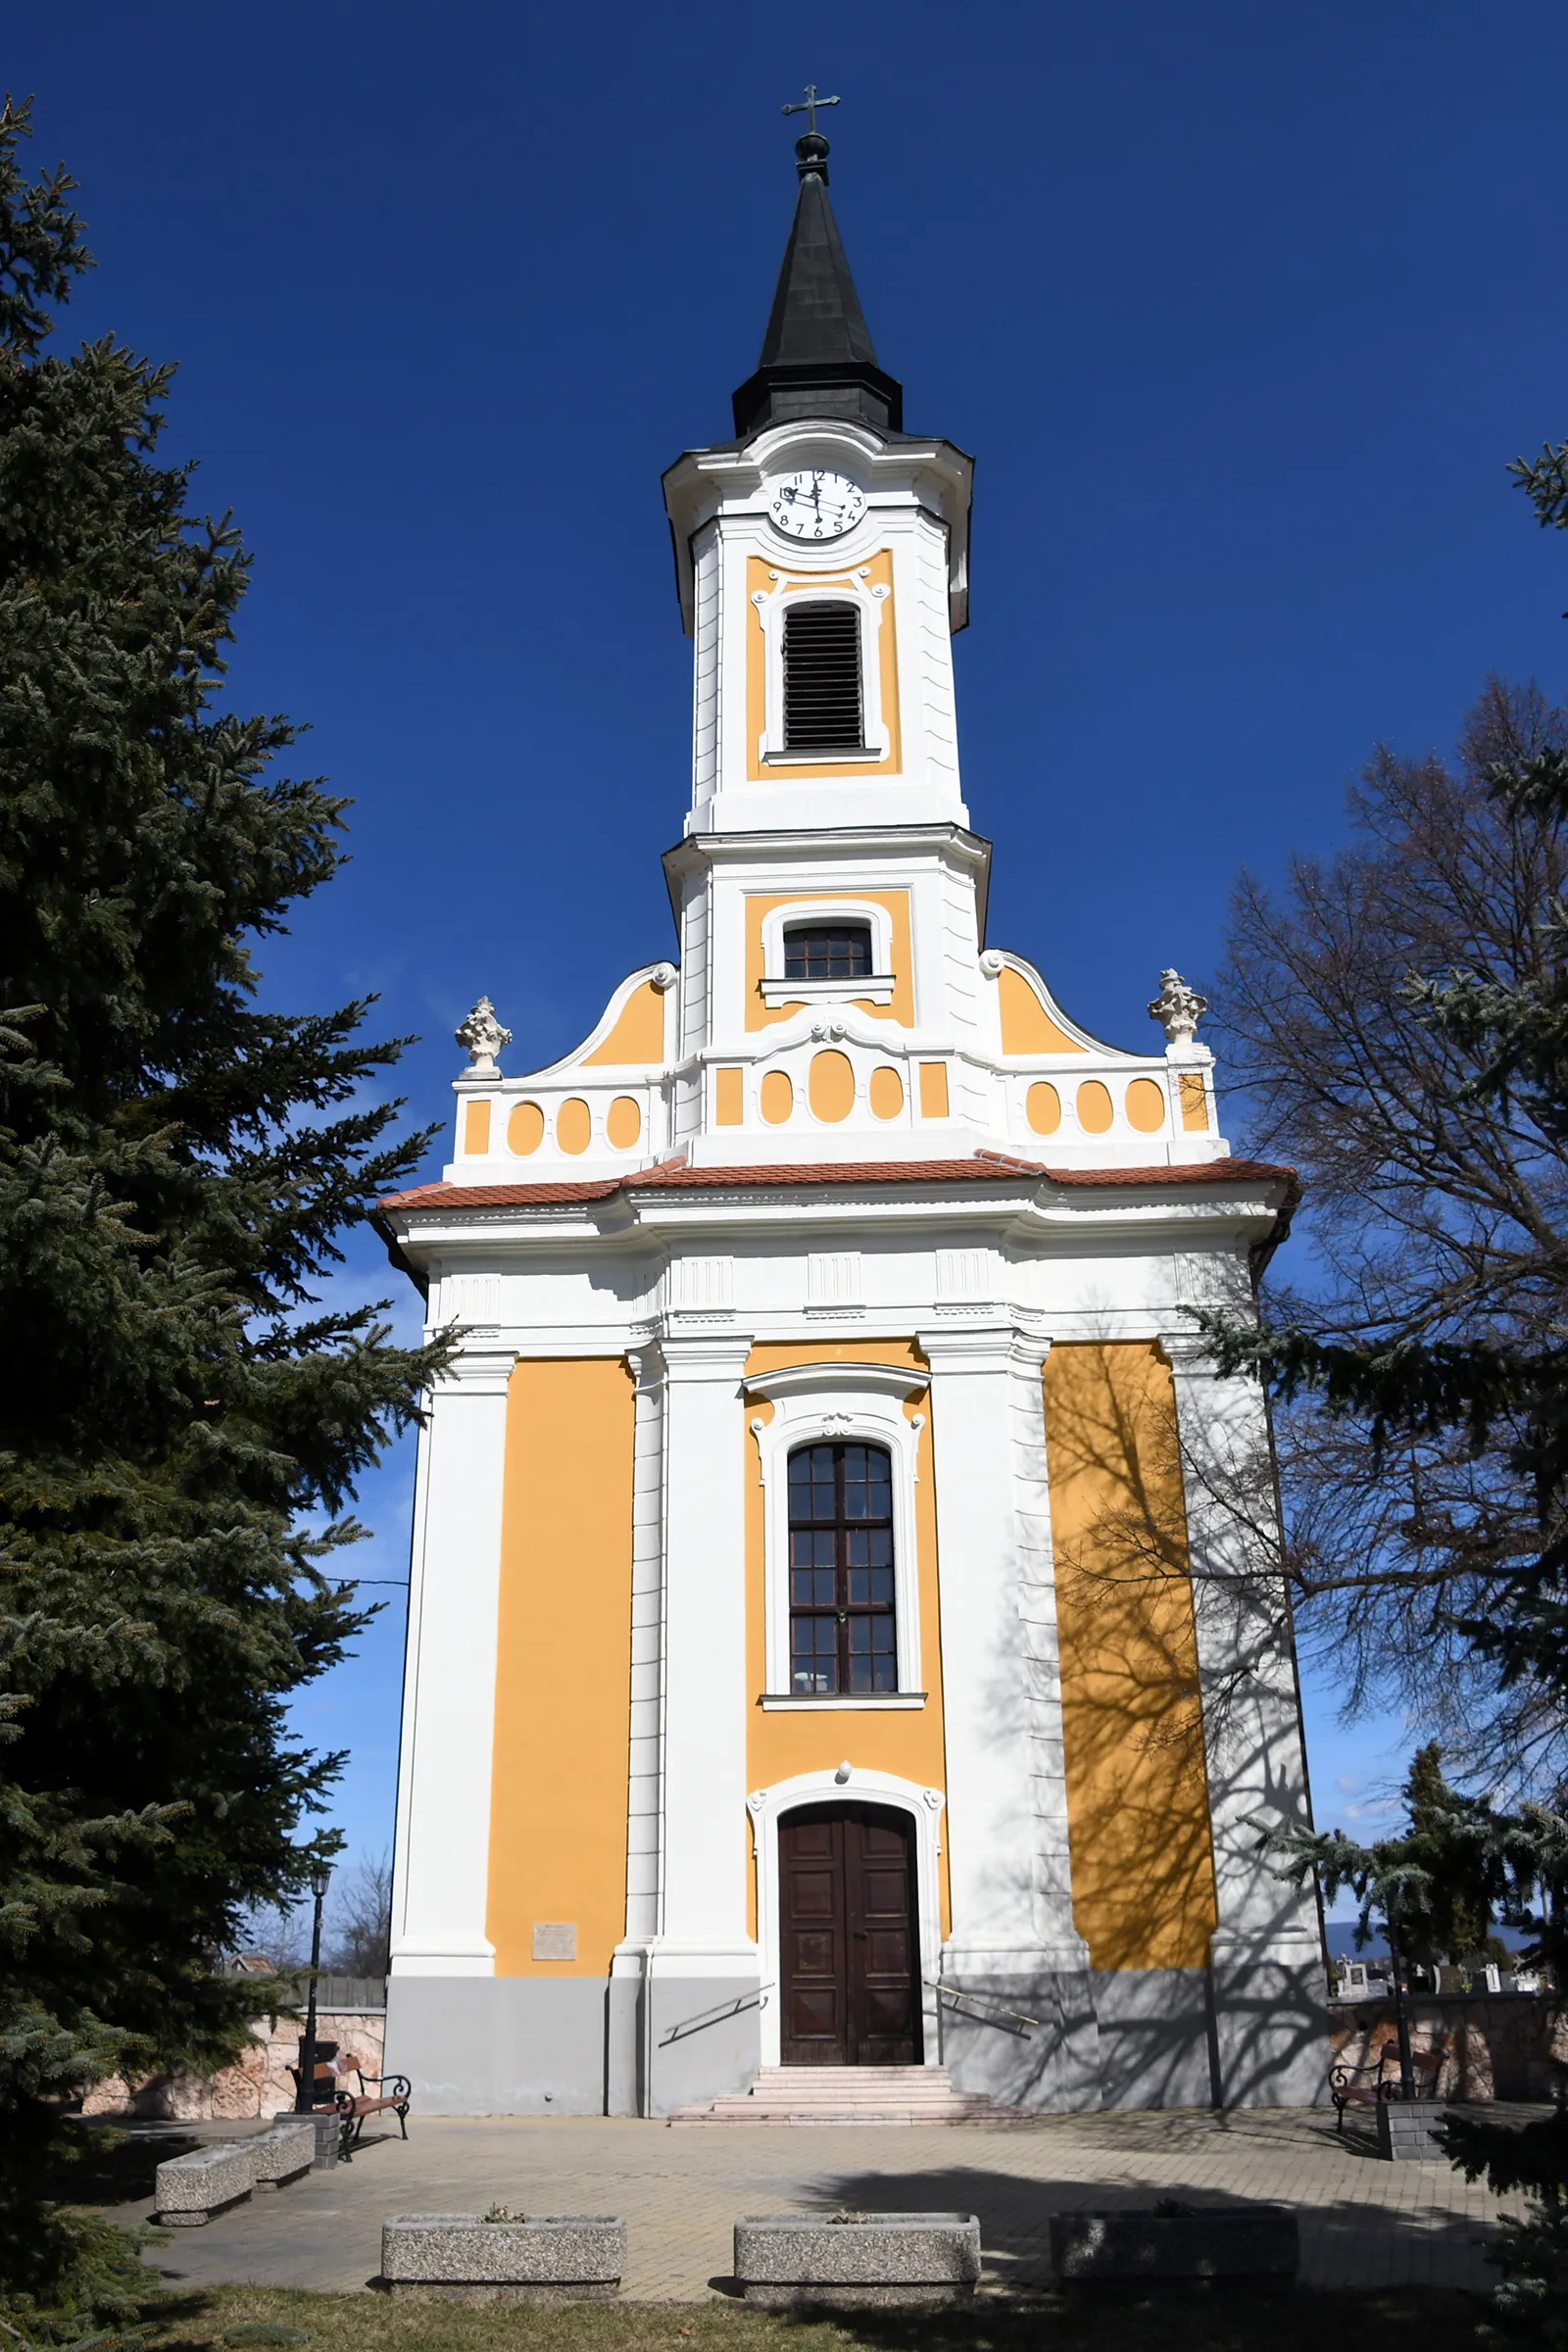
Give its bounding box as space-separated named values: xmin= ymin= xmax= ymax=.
xmin=117 ymin=2106 xmax=1526 ymax=2298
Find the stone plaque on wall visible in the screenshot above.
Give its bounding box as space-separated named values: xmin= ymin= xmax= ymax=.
xmin=531 ymin=1922 xmax=576 ymax=1962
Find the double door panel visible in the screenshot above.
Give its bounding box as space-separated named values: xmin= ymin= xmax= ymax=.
xmin=779 ymin=1801 xmax=920 ymax=2066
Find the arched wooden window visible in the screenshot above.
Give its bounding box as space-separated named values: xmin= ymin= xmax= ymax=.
xmin=788 ymin=1442 xmax=896 ymax=1694
xmin=784 ymin=922 xmax=873 ymax=983
xmin=782 ymin=601 xmax=863 ymax=754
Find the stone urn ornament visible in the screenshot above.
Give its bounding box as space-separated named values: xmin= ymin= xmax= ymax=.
xmin=1148 ymin=969 xmax=1207 ymax=1048
xmin=455 ymin=996 xmax=513 ymax=1075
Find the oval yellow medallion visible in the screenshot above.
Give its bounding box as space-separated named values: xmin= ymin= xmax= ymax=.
xmin=1025 ymin=1081 xmax=1060 ymax=1136
xmin=606 ymin=1096 xmax=641 ymax=1150
xmin=760 ymin=1070 xmax=794 ymax=1125
xmin=508 ymin=1102 xmax=545 ymax=1155
xmin=1124 ymin=1077 xmax=1165 ymax=1134
xmin=556 ymin=1098 xmax=592 ymax=1154
xmin=808 ymin=1050 xmax=855 ymax=1123
xmin=868 ymin=1065 xmax=904 ymax=1120
xmin=1075 ymin=1079 xmax=1113 ymax=1135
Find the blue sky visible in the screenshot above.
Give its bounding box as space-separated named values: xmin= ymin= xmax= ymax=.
xmin=16 ymin=0 xmax=1568 ymax=1910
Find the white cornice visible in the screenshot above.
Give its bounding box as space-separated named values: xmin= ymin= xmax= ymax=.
xmin=743 ymin=1359 xmax=928 ymax=1405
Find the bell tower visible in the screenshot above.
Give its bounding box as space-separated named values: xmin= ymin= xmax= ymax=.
xmin=662 ymin=127 xmax=973 ymax=842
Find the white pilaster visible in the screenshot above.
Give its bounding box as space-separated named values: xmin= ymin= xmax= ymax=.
xmin=390 ymin=1340 xmax=515 ymax=1976
xmin=652 ymin=1323 xmax=759 ymax=1970
xmin=1161 ymin=1333 xmax=1326 ymax=2102
xmin=918 ymin=1321 xmax=1087 ymax=1971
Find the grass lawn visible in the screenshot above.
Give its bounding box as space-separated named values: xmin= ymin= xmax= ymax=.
xmin=132 ymin=2281 xmax=1490 ymax=2352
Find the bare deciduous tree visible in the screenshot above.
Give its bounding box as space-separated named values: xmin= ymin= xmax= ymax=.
xmin=327 ymin=1848 xmax=393 ymax=1977
xmin=1211 ymin=676 xmax=1568 ymax=1786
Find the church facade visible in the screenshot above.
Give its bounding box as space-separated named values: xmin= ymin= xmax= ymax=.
xmin=377 ymin=129 xmax=1327 ymax=2117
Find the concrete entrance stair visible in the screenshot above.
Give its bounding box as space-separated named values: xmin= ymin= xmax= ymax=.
xmin=668 ymin=2064 xmax=1007 ymax=2127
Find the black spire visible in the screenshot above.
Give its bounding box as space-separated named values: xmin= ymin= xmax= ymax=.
xmin=731 ymin=133 xmax=904 ymax=440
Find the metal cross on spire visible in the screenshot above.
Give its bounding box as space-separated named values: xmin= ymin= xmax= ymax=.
xmin=782 ymin=83 xmax=841 ymax=136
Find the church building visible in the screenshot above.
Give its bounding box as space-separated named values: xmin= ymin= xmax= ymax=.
xmin=376 ymin=125 xmax=1327 ymax=2118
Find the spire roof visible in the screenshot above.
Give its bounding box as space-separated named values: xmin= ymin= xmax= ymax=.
xmin=731 ymin=134 xmax=904 ymax=441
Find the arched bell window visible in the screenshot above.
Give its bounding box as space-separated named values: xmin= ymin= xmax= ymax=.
xmin=782 ymin=601 xmax=863 ymax=754
xmin=787 ymin=1442 xmax=897 ymax=1694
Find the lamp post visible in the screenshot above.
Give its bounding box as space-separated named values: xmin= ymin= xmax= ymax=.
xmin=1386 ymin=1904 xmax=1416 ymax=2102
xmin=293 ymin=1856 xmax=334 ymax=2115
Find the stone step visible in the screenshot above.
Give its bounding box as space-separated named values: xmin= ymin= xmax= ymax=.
xmin=669 ymin=2063 xmax=1009 ymax=2127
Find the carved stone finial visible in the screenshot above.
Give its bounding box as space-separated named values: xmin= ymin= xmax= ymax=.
xmin=455 ymin=995 xmax=513 ymax=1073
xmin=1148 ymin=968 xmax=1207 ymax=1047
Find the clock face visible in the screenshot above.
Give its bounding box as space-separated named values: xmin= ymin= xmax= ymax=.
xmin=767 ymin=468 xmax=867 ymax=541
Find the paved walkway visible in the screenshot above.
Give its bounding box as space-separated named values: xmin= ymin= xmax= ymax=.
xmin=115 ymin=2108 xmax=1519 ymax=2301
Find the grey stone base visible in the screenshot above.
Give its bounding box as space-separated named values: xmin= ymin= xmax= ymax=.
xmin=1092 ymin=1970 xmax=1216 ymax=2109
xmin=386 ymin=1970 xmax=762 ymax=2118
xmin=741 ymin=2282 xmax=977 ymax=2308
xmin=384 ymin=1958 xmax=1328 ymax=2117
xmin=940 ymin=1971 xmax=1101 ymax=2110
xmin=309 ymin=2111 xmax=341 ymax=2170
xmin=386 ymin=2282 xmax=619 ymax=2304
xmin=1210 ymin=1957 xmax=1331 ymax=2108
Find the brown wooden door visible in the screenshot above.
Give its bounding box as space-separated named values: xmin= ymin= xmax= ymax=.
xmin=778 ymin=1802 xmax=920 ymax=2066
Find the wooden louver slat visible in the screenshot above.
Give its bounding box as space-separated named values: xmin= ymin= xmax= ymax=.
xmin=783 ymin=601 xmax=863 ymax=753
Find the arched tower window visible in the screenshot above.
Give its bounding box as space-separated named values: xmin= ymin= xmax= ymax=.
xmin=788 ymin=1442 xmax=897 ymax=1693
xmin=784 ymin=922 xmax=872 ymax=983
xmin=782 ymin=601 xmax=863 ymax=754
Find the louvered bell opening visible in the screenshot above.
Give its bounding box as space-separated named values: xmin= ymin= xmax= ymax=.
xmin=783 ymin=601 xmax=863 ymax=754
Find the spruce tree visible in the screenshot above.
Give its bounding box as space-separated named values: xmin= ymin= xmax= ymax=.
xmin=0 ymin=98 xmax=447 ymax=2321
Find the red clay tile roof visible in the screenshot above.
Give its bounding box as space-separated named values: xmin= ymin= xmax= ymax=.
xmin=378 ymin=1154 xmax=1297 ymax=1215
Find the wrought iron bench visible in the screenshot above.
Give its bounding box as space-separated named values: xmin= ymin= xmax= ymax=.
xmin=1330 ymin=2037 xmax=1445 ymax=2131
xmin=286 ymin=2051 xmax=412 ymax=2161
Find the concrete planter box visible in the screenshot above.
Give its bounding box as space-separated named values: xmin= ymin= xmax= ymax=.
xmin=250 ymin=2121 xmax=317 ymax=2189
xmin=734 ymin=2213 xmax=982 ymax=2307
xmin=154 ymin=2141 xmax=255 ymax=2227
xmin=380 ymin=2215 xmax=625 ymax=2302
xmin=1052 ymin=2206 xmax=1298 ymax=2282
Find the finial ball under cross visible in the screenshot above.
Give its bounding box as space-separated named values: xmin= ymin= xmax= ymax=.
xmin=782 ymin=83 xmax=841 ymax=136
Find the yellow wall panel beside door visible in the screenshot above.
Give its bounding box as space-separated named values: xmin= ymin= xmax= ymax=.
xmin=487 ymin=1358 xmax=636 ymax=1977
xmin=1044 ymin=1342 xmax=1218 ymax=1972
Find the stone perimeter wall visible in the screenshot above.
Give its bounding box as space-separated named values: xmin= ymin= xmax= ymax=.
xmin=1330 ymin=1994 xmax=1567 ymax=2102
xmin=79 ymin=2008 xmax=386 ymax=2122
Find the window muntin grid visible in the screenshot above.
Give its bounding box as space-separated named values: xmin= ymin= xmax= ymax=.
xmin=783 ymin=923 xmax=874 ymax=983
xmin=787 ymin=1442 xmax=897 ymax=1695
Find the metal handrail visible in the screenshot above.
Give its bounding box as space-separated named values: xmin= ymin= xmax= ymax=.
xmin=659 ymin=1982 xmax=774 ymax=2048
xmin=923 ymin=1979 xmax=1041 ymax=2037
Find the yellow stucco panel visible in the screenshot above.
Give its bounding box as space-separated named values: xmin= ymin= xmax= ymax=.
xmin=998 ymin=965 xmax=1086 ymax=1055
xmin=1044 ymin=1341 xmax=1219 ymax=1972
xmin=583 ymin=979 xmax=666 ymax=1066
xmin=487 ymin=1357 xmax=636 ymax=1977
xmin=463 ymin=1099 xmax=491 ymax=1155
xmin=745 ymin=548 xmax=901 ymax=781
xmin=744 ymin=889 xmax=914 ymax=1032
xmin=742 ymin=1338 xmax=951 ymax=1942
